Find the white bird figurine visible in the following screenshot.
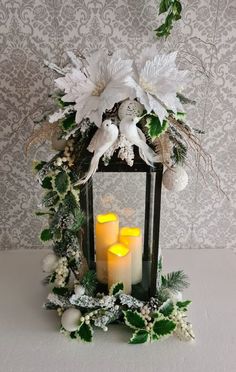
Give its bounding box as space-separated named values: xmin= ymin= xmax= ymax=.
xmin=75 ymin=119 xmax=119 ymax=185
xmin=119 ymin=117 xmax=160 ymax=166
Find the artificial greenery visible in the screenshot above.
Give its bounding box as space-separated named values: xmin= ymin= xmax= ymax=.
xmin=46 ymin=280 xmax=193 ymax=344
xmin=155 ymin=0 xmax=183 ymax=38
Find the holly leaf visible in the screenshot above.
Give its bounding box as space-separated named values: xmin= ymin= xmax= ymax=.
xmin=78 ymin=322 xmax=93 ymax=343
xmin=52 ymin=287 xmax=70 ymax=296
xmin=176 ymin=300 xmax=192 ymax=311
xmin=64 ymin=191 xmax=78 ymax=211
xmin=42 ymin=191 xmax=59 ymax=207
xmin=53 ymin=170 xmax=70 ymax=196
xmin=159 ymin=299 xmax=174 ymax=317
xmin=41 ymin=176 xmax=53 ymax=189
xmin=109 ymin=282 xmax=124 ymax=296
xmin=146 ymin=115 xmax=168 ymax=139
xmin=60 ymin=114 xmax=76 ymax=131
xmin=153 ymin=319 xmax=176 ymax=339
xmin=123 ymin=310 xmax=146 ymax=330
xmin=32 ymin=160 xmax=46 ymax=173
xmin=129 ymin=330 xmax=150 ymax=344
xmin=40 ymin=228 xmax=53 ymax=242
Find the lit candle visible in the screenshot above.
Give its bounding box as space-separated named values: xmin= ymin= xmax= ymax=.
xmin=107 ymin=243 xmax=131 ymax=294
xmin=119 ymin=227 xmax=142 ymax=285
xmin=95 ymin=213 xmax=119 ymax=284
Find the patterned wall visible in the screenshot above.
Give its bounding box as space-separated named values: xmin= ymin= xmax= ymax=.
xmin=0 ymin=0 xmax=235 ymax=250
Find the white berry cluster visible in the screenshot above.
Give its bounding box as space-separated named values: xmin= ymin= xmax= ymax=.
xmin=141 ymin=305 xmax=153 ymax=332
xmin=55 ymin=139 xmax=75 ymax=168
xmin=54 ymin=257 xmax=69 ymax=287
xmin=67 ymin=248 xmax=81 ymax=260
xmin=171 ymin=308 xmax=195 ymax=341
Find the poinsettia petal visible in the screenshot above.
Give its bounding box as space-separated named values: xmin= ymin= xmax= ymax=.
xmin=147 ymin=93 xmax=168 ymax=123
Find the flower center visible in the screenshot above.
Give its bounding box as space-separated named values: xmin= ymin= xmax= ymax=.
xmin=140 ymin=77 xmax=155 ymax=95
xmin=92 ymin=81 xmax=106 ymax=96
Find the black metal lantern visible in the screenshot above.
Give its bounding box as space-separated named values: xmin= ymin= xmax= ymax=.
xmin=79 ymin=151 xmax=163 ymax=300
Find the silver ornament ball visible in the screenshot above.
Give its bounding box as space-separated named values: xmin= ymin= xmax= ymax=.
xmin=61 ymin=308 xmax=82 ymax=332
xmin=41 ymin=253 xmax=58 ymax=273
xmin=118 ymin=99 xmax=144 ymax=120
xmin=162 ymin=166 xmax=188 ymax=191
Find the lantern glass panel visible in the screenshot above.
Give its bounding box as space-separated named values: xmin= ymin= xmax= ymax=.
xmin=79 ymin=156 xmax=162 ymax=301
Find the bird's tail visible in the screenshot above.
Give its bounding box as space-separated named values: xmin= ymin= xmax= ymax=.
xmin=74 ymin=154 xmax=100 ymax=185
xmin=139 ymin=142 xmax=160 ymax=167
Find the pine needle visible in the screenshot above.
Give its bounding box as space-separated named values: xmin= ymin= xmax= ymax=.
xmin=161 ymin=270 xmax=189 ymax=293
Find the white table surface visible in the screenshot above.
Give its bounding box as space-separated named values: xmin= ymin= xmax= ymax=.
xmin=0 ymin=249 xmax=235 ymax=372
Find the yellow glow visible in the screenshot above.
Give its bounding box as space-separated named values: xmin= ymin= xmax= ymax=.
xmin=108 ymin=243 xmax=129 ymax=257
xmin=120 ymin=227 xmax=141 ymax=237
xmin=96 ymin=213 xmax=118 ymax=224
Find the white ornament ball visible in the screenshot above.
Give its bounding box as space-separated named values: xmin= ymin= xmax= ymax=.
xmin=41 ymin=253 xmax=58 ymax=273
xmin=118 ymin=99 xmax=144 ymax=120
xmin=74 ymin=285 xmax=85 ymax=297
xmin=61 ymin=308 xmax=82 ymax=332
xmin=51 ymin=130 xmax=67 ymax=151
xmin=162 ymin=166 xmax=188 ymax=191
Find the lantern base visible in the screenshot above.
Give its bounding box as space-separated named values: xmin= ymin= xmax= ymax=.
xmin=95 ymin=261 xmax=154 ymax=301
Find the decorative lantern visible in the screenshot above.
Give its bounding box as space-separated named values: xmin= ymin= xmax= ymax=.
xmin=79 ymin=151 xmax=163 ymax=300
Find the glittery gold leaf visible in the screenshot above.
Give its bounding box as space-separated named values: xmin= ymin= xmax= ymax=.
xmin=24 ymin=122 xmax=58 ymax=155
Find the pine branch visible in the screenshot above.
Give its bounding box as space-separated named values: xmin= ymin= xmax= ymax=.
xmin=161 ymin=270 xmax=189 ymax=293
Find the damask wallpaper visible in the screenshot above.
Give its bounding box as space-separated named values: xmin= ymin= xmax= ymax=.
xmin=0 ymin=0 xmax=235 ymax=250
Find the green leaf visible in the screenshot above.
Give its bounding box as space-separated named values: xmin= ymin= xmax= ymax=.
xmin=78 ymin=322 xmax=93 ymax=343
xmin=109 ymin=282 xmax=124 ymax=296
xmin=54 ymin=171 xmax=70 ymax=196
xmin=69 ymin=331 xmax=78 ymax=339
xmin=60 ymin=114 xmax=76 ymax=131
xmin=159 ymin=0 xmax=171 ymax=14
xmin=40 ymin=228 xmax=53 ymax=242
xmin=52 ymin=287 xmax=70 ymax=296
xmin=35 ymin=210 xmax=53 ymax=216
xmin=159 ymin=299 xmax=174 ymax=316
xmin=42 ymin=191 xmax=59 ymax=207
xmin=172 ymin=0 xmax=182 ymax=15
xmin=64 ymin=191 xmax=79 ymax=211
xmin=146 ymin=115 xmax=168 ymax=139
xmin=129 ymin=330 xmax=150 ymax=344
xmin=53 ymin=228 xmax=62 ymax=241
xmin=33 ymin=160 xmax=46 ymax=172
xmin=41 ymin=176 xmax=53 ymax=190
xmin=153 ymin=319 xmax=176 ymax=339
xmin=176 ymin=300 xmax=192 ymax=311
xmin=124 ymin=310 xmax=146 ymax=330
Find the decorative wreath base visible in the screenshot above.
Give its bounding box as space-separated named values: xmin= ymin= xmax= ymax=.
xmin=44 ymin=272 xmax=194 ymax=344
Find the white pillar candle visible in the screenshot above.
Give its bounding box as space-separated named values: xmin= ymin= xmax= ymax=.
xmin=119 ymin=227 xmax=142 ymax=285
xmin=95 ymin=213 xmax=119 ymax=284
xmin=107 ymin=243 xmax=131 ymax=294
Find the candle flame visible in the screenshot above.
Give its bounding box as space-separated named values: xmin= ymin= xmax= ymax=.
xmin=96 ymin=213 xmax=118 ymax=224
xmin=120 ymin=227 xmax=141 ymax=237
xmin=108 ymin=243 xmax=130 ymax=257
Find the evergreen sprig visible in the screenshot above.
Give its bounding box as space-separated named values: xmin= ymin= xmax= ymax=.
xmin=161 ymin=270 xmax=189 ymax=293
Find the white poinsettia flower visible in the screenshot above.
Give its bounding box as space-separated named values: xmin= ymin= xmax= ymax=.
xmin=126 ymin=51 xmax=189 ymax=123
xmin=54 ymin=50 xmax=134 ymax=127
